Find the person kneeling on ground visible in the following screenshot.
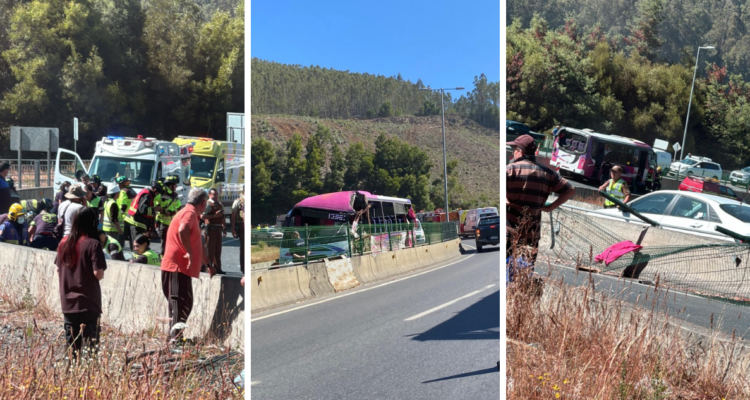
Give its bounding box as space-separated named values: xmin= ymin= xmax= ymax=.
xmin=129 ymin=234 xmax=162 ymax=266
xmin=55 ymin=207 xmax=106 ymax=360
xmin=29 ymin=201 xmax=59 ymax=251
xmin=99 ymin=230 xmax=125 ymax=261
xmin=0 ymin=203 xmax=29 ymax=246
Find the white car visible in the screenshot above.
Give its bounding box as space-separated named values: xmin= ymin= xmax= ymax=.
xmin=414 ymin=219 xmax=426 ymax=244
xmin=587 ymin=190 xmax=750 ymax=242
xmin=669 ymin=157 xmax=722 ymax=179
xmin=730 ymin=167 xmax=750 ymax=185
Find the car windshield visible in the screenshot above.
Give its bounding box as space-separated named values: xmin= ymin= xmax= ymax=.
xmin=681 ymin=158 xmax=698 ymax=165
xmin=479 ymin=217 xmax=500 ymax=225
xmin=89 ymin=157 xmax=155 ymax=187
xmin=720 ymin=204 xmax=750 ymax=223
xmin=744 ymin=167 xmax=750 ymax=173
xmin=191 ymin=156 xmax=217 ymax=179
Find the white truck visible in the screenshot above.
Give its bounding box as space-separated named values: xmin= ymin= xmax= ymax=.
xmin=54 ymin=135 xmax=192 ymax=202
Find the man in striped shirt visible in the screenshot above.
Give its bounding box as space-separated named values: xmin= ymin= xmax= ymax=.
xmin=506 ymin=135 xmax=575 ymax=263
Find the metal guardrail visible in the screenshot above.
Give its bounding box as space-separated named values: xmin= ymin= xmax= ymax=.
xmin=0 ymin=159 xmax=92 ymax=188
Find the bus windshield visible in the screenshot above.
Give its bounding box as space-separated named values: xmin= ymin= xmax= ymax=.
xmin=191 ymin=156 xmax=217 ymax=179
xmin=89 ymin=157 xmax=155 ymax=186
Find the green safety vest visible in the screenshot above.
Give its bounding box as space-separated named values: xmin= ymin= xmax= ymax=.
xmin=102 ymin=198 xmax=120 ymax=232
xmin=155 ymin=194 xmax=180 ymax=225
xmin=140 ymin=249 xmax=162 ymax=266
xmin=605 ymin=179 xmax=626 ymax=207
xmin=105 ymin=235 xmax=122 ymax=254
xmin=89 ymin=196 xmax=102 ymax=210
xmin=20 ymin=199 xmax=37 ymax=214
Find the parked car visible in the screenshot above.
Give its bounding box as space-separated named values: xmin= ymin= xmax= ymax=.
xmin=588 ymin=190 xmax=750 ymax=242
xmin=678 ymin=176 xmax=742 ymax=202
xmin=253 ymin=227 xmax=284 ymax=241
xmin=475 ymin=215 xmax=500 ymax=252
xmin=669 ymin=156 xmax=722 ymax=179
xmin=730 ymin=166 xmax=750 ymax=186
xmin=414 ymin=219 xmax=426 ymax=244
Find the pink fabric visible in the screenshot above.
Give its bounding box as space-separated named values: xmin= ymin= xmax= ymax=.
xmin=594 ymin=241 xmax=643 ymax=266
xmin=295 ymin=191 xmax=373 ymax=213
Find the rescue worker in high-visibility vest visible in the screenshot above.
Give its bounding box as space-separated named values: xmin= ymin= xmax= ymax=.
xmin=102 ymin=185 xmax=126 ymax=245
xmin=155 ymin=175 xmax=181 ymax=256
xmin=129 ymin=234 xmax=162 ymax=266
xmin=123 ymin=181 xmax=162 ymax=250
xmin=0 ymin=198 xmax=52 ymax=226
xmin=90 ymin=175 xmax=107 ymax=198
xmin=0 ymin=203 xmax=29 ymax=246
xmin=99 ymin=230 xmax=125 ymax=261
xmin=654 ymin=167 xmax=663 ymax=191
xmin=86 ymin=183 xmax=104 ymax=228
xmin=598 ymin=165 xmax=631 ymax=209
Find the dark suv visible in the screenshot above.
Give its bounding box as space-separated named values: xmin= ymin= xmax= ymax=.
xmin=475 ymin=215 xmax=500 ymax=252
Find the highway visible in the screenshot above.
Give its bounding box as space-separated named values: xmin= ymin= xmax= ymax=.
xmin=251 ymin=239 xmax=500 ymax=400
xmin=535 ymin=261 xmax=750 ymax=341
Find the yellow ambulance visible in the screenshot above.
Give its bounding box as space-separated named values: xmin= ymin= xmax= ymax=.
xmin=173 ymin=137 xmax=244 ymax=206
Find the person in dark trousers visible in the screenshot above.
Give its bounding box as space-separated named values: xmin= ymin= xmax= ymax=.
xmin=102 ymin=186 xmax=125 ymax=244
xmin=52 ymin=181 xmax=71 ymax=215
xmin=129 ymin=234 xmax=162 ymax=266
xmin=0 ymin=162 xmax=11 ymax=216
xmin=98 ymin=230 xmax=124 ymax=261
xmin=231 ymin=185 xmax=245 ymax=273
xmin=54 ymin=207 xmax=106 ymax=360
xmin=506 ymin=134 xmax=576 ymax=265
xmin=161 ymin=188 xmax=213 ymax=343
xmin=29 ymin=202 xmax=59 ymax=251
xmin=202 ymin=188 xmax=226 ymax=274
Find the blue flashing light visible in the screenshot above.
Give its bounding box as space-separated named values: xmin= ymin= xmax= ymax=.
xmin=160 ymin=148 xmax=164 ymax=154
xmin=107 ymin=136 xmax=124 ymax=140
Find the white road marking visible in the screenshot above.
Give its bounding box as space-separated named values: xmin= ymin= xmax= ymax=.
xmin=250 ymin=255 xmax=475 ymax=322
xmin=463 ymin=244 xmax=476 ymax=249
xmin=404 ymin=284 xmax=496 ymax=321
xmin=251 ymin=381 xmax=261 ymax=386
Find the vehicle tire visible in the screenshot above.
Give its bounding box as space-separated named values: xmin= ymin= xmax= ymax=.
xmin=476 ymin=242 xmax=483 ymax=253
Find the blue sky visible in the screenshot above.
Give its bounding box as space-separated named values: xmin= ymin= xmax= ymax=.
xmin=251 ymin=0 xmax=499 ymax=98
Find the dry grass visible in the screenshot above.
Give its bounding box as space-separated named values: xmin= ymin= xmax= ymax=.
xmin=0 ymin=284 xmax=244 ymax=399
xmin=250 ymin=242 xmax=279 ymax=264
xmin=506 ymin=260 xmax=750 ymax=399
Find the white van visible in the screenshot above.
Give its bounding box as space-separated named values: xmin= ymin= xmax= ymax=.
xmin=55 ymin=135 xmax=192 ymax=202
xmin=461 ymin=207 xmax=499 ymax=238
xmin=653 ymin=149 xmax=672 ymax=171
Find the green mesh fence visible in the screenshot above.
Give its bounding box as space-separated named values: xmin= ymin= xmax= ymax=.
xmin=251 ymin=221 xmax=459 ymax=268
xmin=542 ymin=205 xmax=750 ymax=302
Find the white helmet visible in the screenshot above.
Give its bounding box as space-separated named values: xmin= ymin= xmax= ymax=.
xmin=109 ymin=185 xmax=121 ymax=197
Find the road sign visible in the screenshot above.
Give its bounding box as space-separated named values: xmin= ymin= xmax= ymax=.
xmin=672 ymin=142 xmax=681 ymax=153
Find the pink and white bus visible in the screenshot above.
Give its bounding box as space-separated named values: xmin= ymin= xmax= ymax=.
xmin=550 ymin=127 xmax=656 ymax=186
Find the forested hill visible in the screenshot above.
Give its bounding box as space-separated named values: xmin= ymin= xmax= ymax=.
xmin=507 ymin=0 xmax=750 ymax=169
xmin=251 ymin=59 xmax=499 ymax=129
xmin=250 ymin=114 xmax=500 ymax=223
xmin=0 ymin=0 xmax=243 ymax=159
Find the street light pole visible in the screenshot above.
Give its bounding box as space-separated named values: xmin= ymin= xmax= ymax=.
xmin=680 ymin=46 xmax=715 ymax=160
xmin=440 ymin=88 xmax=448 ymax=222
xmin=421 ymin=86 xmax=464 ymax=222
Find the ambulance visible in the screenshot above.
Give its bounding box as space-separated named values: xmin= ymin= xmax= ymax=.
xmin=54 ymin=135 xmax=192 ymax=202
xmin=172 ymin=136 xmax=244 ymax=207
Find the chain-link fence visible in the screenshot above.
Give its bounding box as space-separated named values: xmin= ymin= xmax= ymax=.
xmin=542 ymin=200 xmax=750 ymax=303
xmin=251 ymin=221 xmax=459 ymax=267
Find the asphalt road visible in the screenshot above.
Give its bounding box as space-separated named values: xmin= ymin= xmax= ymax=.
xmin=535 ymin=262 xmax=750 ymax=341
xmin=122 ymin=235 xmax=243 ymax=275
xmin=251 ymin=239 xmax=500 ymax=400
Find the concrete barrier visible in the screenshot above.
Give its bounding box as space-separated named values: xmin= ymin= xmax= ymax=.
xmin=16 ymin=187 xmax=54 ymax=201
xmin=324 ymin=258 xmax=360 ymax=292
xmin=0 ymin=242 xmax=244 ymax=348
xmin=251 ymin=239 xmax=463 ymax=313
